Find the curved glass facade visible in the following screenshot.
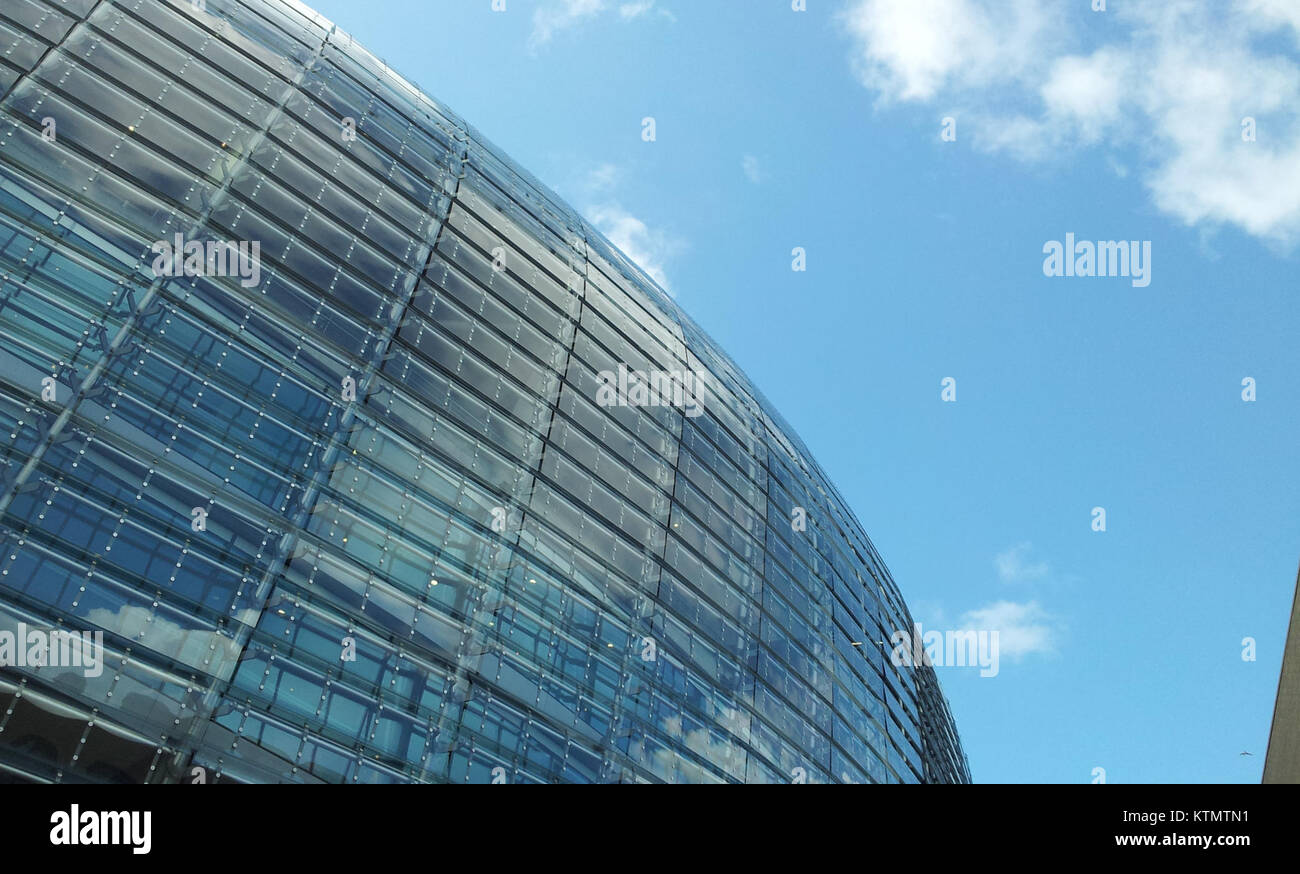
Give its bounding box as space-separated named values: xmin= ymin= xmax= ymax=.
xmin=0 ymin=0 xmax=968 ymax=784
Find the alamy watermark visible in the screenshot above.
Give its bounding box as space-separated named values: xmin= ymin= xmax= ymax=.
xmin=595 ymin=364 xmax=705 ymax=418
xmin=0 ymin=623 xmax=104 ymax=677
xmin=1042 ymin=233 xmax=1151 ymax=288
xmin=150 ymin=233 xmax=261 ymax=288
xmin=50 ymin=805 xmax=150 ymax=854
xmin=890 ymin=621 xmax=1000 ymax=678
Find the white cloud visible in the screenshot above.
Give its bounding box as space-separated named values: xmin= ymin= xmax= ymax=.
xmin=741 ymin=154 xmax=763 ymax=183
xmin=621 ymin=1 xmax=677 ymax=23
xmin=529 ymin=0 xmax=606 ymax=51
xmin=841 ymin=0 xmax=1056 ymax=102
xmin=530 ymin=0 xmax=672 ymax=50
xmin=585 ymin=202 xmax=682 ymax=292
xmin=573 ymin=163 xmax=683 ymax=294
xmin=994 ymin=542 xmax=1049 ymax=584
xmin=1244 ymin=0 xmax=1300 ymax=41
xmin=619 ymin=0 xmax=655 ymax=19
xmin=960 ymin=600 xmax=1058 ymax=660
xmin=1039 ymin=48 xmax=1132 ymax=143
xmin=584 ymin=162 xmax=622 ymax=194
xmin=840 ymin=0 xmax=1300 ymax=246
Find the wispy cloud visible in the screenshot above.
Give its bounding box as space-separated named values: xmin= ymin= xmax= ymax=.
xmin=994 ymin=542 xmax=1049 ymax=584
xmin=530 ymin=0 xmax=673 ymax=51
xmin=959 ymin=600 xmax=1059 ymax=660
xmin=620 ymin=1 xmax=676 ymax=23
xmin=839 ymin=0 xmax=1300 ymax=246
xmin=529 ymin=0 xmax=606 ymax=51
xmin=619 ymin=0 xmax=654 ymax=19
xmin=741 ymin=154 xmax=764 ymax=184
xmin=574 ymin=164 xmax=682 ymax=293
xmin=583 ymin=162 xmax=622 ymax=194
xmin=585 ymin=202 xmax=682 ymax=293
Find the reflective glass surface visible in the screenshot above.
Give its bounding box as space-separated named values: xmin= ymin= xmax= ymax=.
xmin=0 ymin=0 xmax=968 ymax=784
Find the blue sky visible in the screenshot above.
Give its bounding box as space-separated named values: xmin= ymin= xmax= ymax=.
xmin=304 ymin=0 xmax=1300 ymax=783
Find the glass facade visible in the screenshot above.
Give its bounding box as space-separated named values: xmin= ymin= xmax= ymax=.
xmin=0 ymin=0 xmax=968 ymax=784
